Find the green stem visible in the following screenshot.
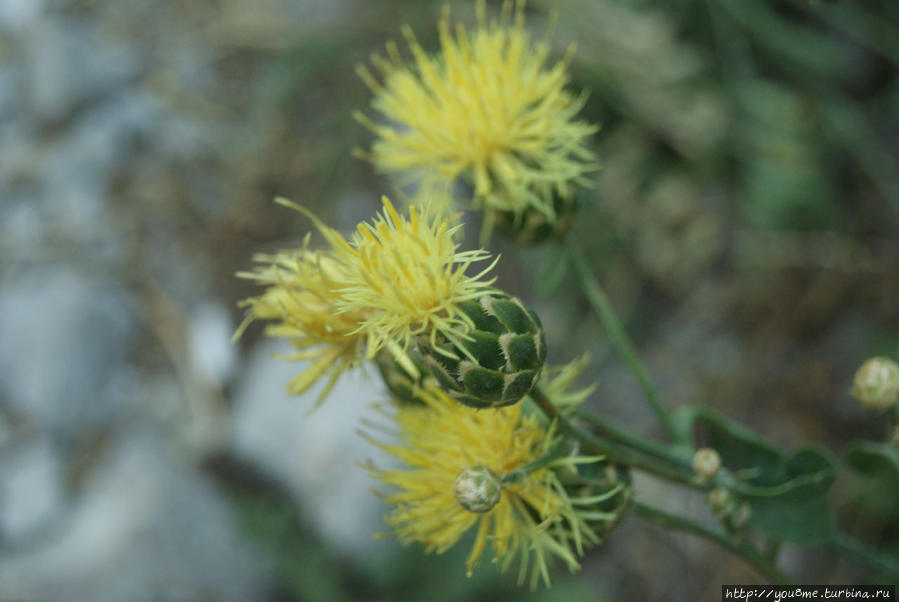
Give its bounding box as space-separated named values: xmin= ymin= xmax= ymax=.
xmin=632 ymin=501 xmax=792 ymax=584
xmin=830 ymin=532 xmax=899 ymax=583
xmin=536 ymin=390 xmax=899 ymax=582
xmin=565 ymin=237 xmax=683 ymax=444
xmin=572 ymin=406 xmax=691 ymax=467
xmin=530 ymin=385 xmax=697 ymax=486
xmin=501 ymin=444 xmax=569 ymax=484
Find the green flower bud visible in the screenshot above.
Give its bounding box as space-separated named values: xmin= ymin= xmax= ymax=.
xmin=419 ymin=292 xmax=546 ymax=409
xmin=851 ymin=357 xmax=899 ymax=412
xmin=490 ymin=191 xmax=578 ymax=246
xmin=453 ymin=465 xmax=502 ymax=513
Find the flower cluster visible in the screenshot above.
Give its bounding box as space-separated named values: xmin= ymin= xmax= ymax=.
xmin=236 ymin=196 xmax=497 ymax=402
xmin=234 ymin=1 xmax=624 ymax=589
xmin=355 ymin=0 xmax=597 ymax=241
xmin=364 ymin=384 xmax=621 ymax=588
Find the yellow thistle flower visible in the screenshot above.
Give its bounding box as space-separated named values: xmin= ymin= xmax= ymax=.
xmin=365 ymin=385 xmax=605 ymax=588
xmin=286 ymin=195 xmax=498 ymax=358
xmin=237 ymin=196 xmax=497 ymax=402
xmin=235 ymin=238 xmax=369 ymax=405
xmin=355 ymin=0 xmax=598 ymax=223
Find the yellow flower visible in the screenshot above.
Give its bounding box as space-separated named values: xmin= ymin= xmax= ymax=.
xmin=236 ymin=196 xmax=497 ymax=401
xmin=365 ymin=385 xmax=605 ymax=588
xmin=288 ymin=195 xmax=498 ymax=358
xmin=355 ymin=0 xmax=598 ymax=222
xmin=235 ymin=237 xmax=368 ymax=404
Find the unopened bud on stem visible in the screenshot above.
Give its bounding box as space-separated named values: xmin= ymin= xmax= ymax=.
xmin=453 ymin=465 xmax=502 ymax=513
xmin=692 ymin=448 xmax=722 ymax=481
xmin=852 ymin=357 xmax=899 ymax=412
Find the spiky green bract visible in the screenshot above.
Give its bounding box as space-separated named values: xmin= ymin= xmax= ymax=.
xmin=418 ymin=292 xmax=546 ymax=409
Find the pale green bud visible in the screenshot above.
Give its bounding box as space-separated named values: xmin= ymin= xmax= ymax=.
xmin=453 ymin=465 xmax=502 ymax=513
xmin=851 ymin=357 xmax=899 ymax=412
xmin=692 ymin=448 xmax=722 ymax=481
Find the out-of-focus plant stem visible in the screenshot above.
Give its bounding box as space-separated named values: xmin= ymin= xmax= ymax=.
xmin=565 ymin=237 xmax=686 ymax=445
xmin=572 ymin=406 xmax=691 ymax=466
xmin=534 ymin=385 xmax=899 ymax=584
xmin=632 ymin=501 xmax=793 ymax=585
xmin=530 ymin=385 xmax=697 ymax=487
xmin=830 ymin=532 xmax=899 ymax=583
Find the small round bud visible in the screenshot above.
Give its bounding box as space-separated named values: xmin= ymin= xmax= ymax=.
xmin=453 ymin=465 xmax=502 ymax=513
xmin=692 ymin=448 xmax=722 ymax=481
xmin=706 ymin=487 xmax=733 ymax=516
xmin=851 ymin=357 xmax=899 ymax=412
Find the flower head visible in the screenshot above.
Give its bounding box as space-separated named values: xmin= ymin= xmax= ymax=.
xmin=294 ymin=195 xmax=498 ymax=357
xmin=235 ymin=239 xmax=368 ymax=404
xmin=237 ymin=196 xmax=497 ymax=402
xmin=365 ymin=385 xmax=606 ymax=588
xmin=355 ymin=0 xmax=598 ymax=224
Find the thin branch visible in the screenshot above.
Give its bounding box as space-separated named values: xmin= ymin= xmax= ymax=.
xmin=830 ymin=531 xmax=899 ymax=583
xmin=632 ymin=500 xmax=792 ymax=585
xmin=565 ymin=237 xmax=683 ymax=443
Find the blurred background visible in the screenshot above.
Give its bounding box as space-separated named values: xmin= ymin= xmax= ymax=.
xmin=0 ymin=0 xmax=897 ymax=600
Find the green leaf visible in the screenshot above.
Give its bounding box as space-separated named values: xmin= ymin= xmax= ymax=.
xmin=846 ymin=441 xmax=899 ymax=482
xmin=739 ymin=446 xmax=837 ymax=545
xmin=845 ymin=441 xmax=899 ymax=521
xmin=674 ymin=406 xmax=786 ymax=482
xmin=675 ymin=407 xmax=837 ymax=544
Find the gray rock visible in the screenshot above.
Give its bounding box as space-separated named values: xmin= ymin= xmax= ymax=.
xmin=0 ymin=437 xmax=65 ymax=544
xmin=188 ymin=301 xmax=238 ymax=390
xmin=0 ymin=0 xmax=44 ymax=34
xmin=0 ymin=269 xmax=137 ymax=434
xmin=0 ymin=61 xmax=21 ymax=121
xmin=232 ymin=339 xmax=394 ymax=559
xmin=26 ymin=16 xmax=140 ymax=125
xmin=0 ymin=429 xmax=270 ymax=602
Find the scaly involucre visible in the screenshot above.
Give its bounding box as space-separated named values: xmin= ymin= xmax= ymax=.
xmin=365 ymin=385 xmax=603 ymax=588
xmin=356 ymin=0 xmax=598 ymax=219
